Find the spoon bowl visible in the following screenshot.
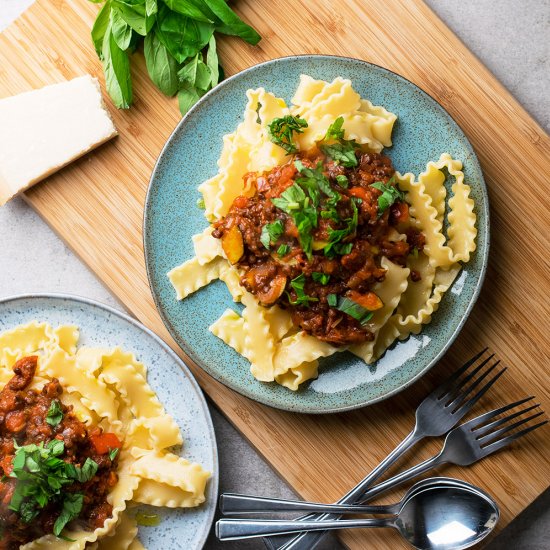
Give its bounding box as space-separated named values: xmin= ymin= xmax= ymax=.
xmin=216 ymin=478 xmax=500 ymax=549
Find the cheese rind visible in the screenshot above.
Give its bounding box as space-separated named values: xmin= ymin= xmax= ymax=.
xmin=0 ymin=75 xmax=117 ymax=205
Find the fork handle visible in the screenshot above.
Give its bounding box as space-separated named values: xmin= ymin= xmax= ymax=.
xmin=263 ymin=428 xmax=423 ymax=550
xmin=271 ymin=452 xmax=443 ymax=550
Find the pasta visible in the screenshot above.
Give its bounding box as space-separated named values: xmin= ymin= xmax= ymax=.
xmin=168 ymin=76 xmax=477 ymax=390
xmin=0 ymin=322 xmax=210 ymax=549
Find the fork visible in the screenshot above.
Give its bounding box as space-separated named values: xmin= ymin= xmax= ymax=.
xmin=254 ymin=349 xmax=504 ymax=550
xmin=218 ymin=398 xmax=546 ymax=541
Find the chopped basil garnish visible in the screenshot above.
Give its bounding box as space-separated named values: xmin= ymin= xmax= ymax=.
xmin=320 ymin=141 xmax=358 ymax=167
xmin=324 ymin=117 xmax=345 ymax=140
xmin=371 ymin=177 xmax=405 ymax=215
xmin=312 ymin=272 xmax=330 ymax=285
xmin=277 ymin=244 xmax=290 ymax=257
xmin=323 ymin=199 xmax=358 ymax=258
xmin=46 ymin=400 xmax=63 ymax=427
xmin=287 ymin=274 xmax=318 ymax=306
xmin=8 ymin=439 xmax=99 ymax=537
xmin=260 ymin=220 xmax=285 ymax=249
xmin=268 ymin=115 xmax=308 ymax=154
xmin=53 ymin=493 xmax=83 ymax=537
xmin=136 ymin=511 xmax=161 ymax=526
xmin=327 ymin=293 xmax=338 ymax=307
xmin=336 ymin=296 xmax=374 ymax=325
xmin=335 ymin=174 xmax=349 ymax=188
xmin=196 ymin=197 xmax=205 ymax=209
xmin=109 ymin=447 xmax=120 ymax=461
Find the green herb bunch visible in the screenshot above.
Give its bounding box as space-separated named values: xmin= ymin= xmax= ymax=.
xmin=8 ymin=439 xmax=99 ymax=537
xmin=89 ymin=0 xmax=261 ymax=114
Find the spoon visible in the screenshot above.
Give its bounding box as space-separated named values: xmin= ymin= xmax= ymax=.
xmin=220 ymin=477 xmax=480 ymax=515
xmin=216 ymin=479 xmax=499 ymax=549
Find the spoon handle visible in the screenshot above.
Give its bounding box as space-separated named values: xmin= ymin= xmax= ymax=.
xmin=216 ymin=517 xmax=392 ymax=541
xmin=220 ymin=493 xmax=398 ymax=515
xmin=274 ymin=453 xmax=443 ymax=550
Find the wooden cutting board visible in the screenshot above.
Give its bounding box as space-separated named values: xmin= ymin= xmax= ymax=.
xmin=1 ymin=1 xmax=549 ymax=548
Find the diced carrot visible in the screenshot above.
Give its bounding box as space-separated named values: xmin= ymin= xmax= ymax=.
xmin=349 ymin=291 xmax=384 ymax=311
xmin=348 ymin=187 xmax=369 ymax=201
xmin=90 ymin=432 xmax=122 ymax=455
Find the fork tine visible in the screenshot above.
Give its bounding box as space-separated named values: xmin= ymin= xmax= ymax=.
xmin=436 ymin=348 xmax=489 ymax=399
xmin=478 ymin=411 xmax=545 ymax=445
xmin=462 ymin=396 xmax=536 ymax=430
xmin=480 ymin=420 xmax=548 ymax=456
xmin=473 ymin=403 xmax=541 ymax=438
xmin=451 ymin=366 xmax=507 ymax=416
xmin=442 ymin=354 xmax=496 ymax=404
xmin=447 ymin=361 xmax=502 ymax=409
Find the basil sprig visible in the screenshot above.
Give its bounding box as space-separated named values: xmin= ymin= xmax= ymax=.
xmin=90 ymin=0 xmax=261 ymax=115
xmin=8 ymin=440 xmax=99 ymax=537
xmin=371 ymin=176 xmax=405 ymax=216
xmin=287 ymin=274 xmax=318 ymax=306
xmin=319 ymin=116 xmax=359 ymax=168
xmin=46 ymin=400 xmax=63 ymax=427
xmin=268 ymin=116 xmax=308 ymax=154
xmin=260 ymin=220 xmax=285 ymax=249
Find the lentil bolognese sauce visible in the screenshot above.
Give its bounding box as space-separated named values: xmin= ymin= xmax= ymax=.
xmin=0 ymin=356 xmax=121 ymax=549
xmin=212 ymin=117 xmax=426 ymax=346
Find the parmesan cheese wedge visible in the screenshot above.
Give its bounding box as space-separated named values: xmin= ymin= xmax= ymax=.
xmin=0 ymin=75 xmax=117 ymax=206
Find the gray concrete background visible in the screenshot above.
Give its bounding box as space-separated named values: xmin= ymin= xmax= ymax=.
xmin=1 ymin=1 xmax=548 ymax=548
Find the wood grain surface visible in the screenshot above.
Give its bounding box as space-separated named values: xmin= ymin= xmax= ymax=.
xmin=1 ymin=1 xmax=549 ymax=548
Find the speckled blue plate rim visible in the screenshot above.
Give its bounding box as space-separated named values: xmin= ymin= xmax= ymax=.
xmin=143 ymin=54 xmax=490 ymax=414
xmin=0 ymin=293 xmax=219 ymax=550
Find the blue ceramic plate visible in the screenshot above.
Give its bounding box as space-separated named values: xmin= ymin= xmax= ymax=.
xmin=0 ymin=294 xmax=218 ymax=550
xmin=144 ymin=55 xmax=489 ymax=414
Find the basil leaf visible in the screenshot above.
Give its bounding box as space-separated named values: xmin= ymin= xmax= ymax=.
xmin=206 ymin=34 xmax=219 ymax=87
xmin=110 ymin=8 xmax=133 ymax=50
xmin=102 ymin=25 xmax=133 ymax=108
xmin=196 ymin=197 xmax=205 ymax=209
xmin=178 ymin=82 xmax=201 ymax=115
xmin=335 ymin=174 xmax=348 ymax=188
xmin=47 ymin=439 xmax=65 ymax=456
xmin=204 ymin=0 xmax=261 ymax=44
xmin=144 ymin=32 xmax=178 ymax=96
xmin=163 ymin=0 xmax=213 ymax=22
xmin=323 ymin=199 xmax=358 ymax=257
xmin=327 ymin=293 xmax=338 ymax=307
xmin=371 ymin=178 xmax=405 ymax=215
xmin=91 ymin=0 xmax=111 ymax=59
xmin=268 ymin=116 xmax=308 ymax=154
xmin=70 ymin=458 xmax=99 ymax=483
xmin=312 ymin=272 xmax=330 ymax=285
xmin=112 ymin=1 xmax=154 ymax=36
xmin=145 ymin=0 xmax=158 ymax=16
xmin=336 ymin=296 xmax=374 ymax=325
xmin=277 ymin=244 xmax=290 ymax=257
xmin=46 ymin=400 xmax=63 ymax=427
xmin=260 ymin=220 xmax=284 ymax=249
xmin=320 ymin=141 xmax=358 ymax=167
xmin=178 ymin=54 xmax=212 ymax=92
xmin=53 ymin=493 xmax=84 ymax=537
xmin=109 ymin=448 xmax=120 ymax=461
xmin=324 ymin=116 xmax=345 ymax=140
xmin=157 ymin=5 xmax=214 ymax=63
xmin=288 ymin=274 xmax=318 ymax=306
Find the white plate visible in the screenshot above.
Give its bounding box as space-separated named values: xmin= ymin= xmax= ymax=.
xmin=0 ymin=293 xmax=218 ymax=550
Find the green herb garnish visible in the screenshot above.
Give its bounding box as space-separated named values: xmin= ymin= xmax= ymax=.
xmin=320 ymin=141 xmax=358 ymax=167
xmin=89 ymin=0 xmax=261 ymax=115
xmin=109 ymin=448 xmax=120 ymax=461
xmin=136 ymin=511 xmax=161 ymax=526
xmin=336 ymin=296 xmax=374 ymax=325
xmin=371 ymin=177 xmax=405 ymax=215
xmin=54 ymin=493 xmax=84 ymax=537
xmin=8 ymin=440 xmax=99 ymax=538
xmin=323 ymin=199 xmax=358 ymax=258
xmin=287 ymin=274 xmax=318 ymax=306
xmin=277 ymin=244 xmax=290 ymax=257
xmin=312 ymin=272 xmax=330 ymax=285
xmin=260 ymin=220 xmax=285 ymax=249
xmin=267 ymin=116 xmax=308 ymax=154
xmin=46 ymin=400 xmax=63 ymax=427
xmin=335 ymin=174 xmax=349 ymax=188
xmin=324 ymin=117 xmax=345 ymax=140
xmin=327 ymin=293 xmax=338 ymax=307
xmin=196 ymin=197 xmax=205 ymax=209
